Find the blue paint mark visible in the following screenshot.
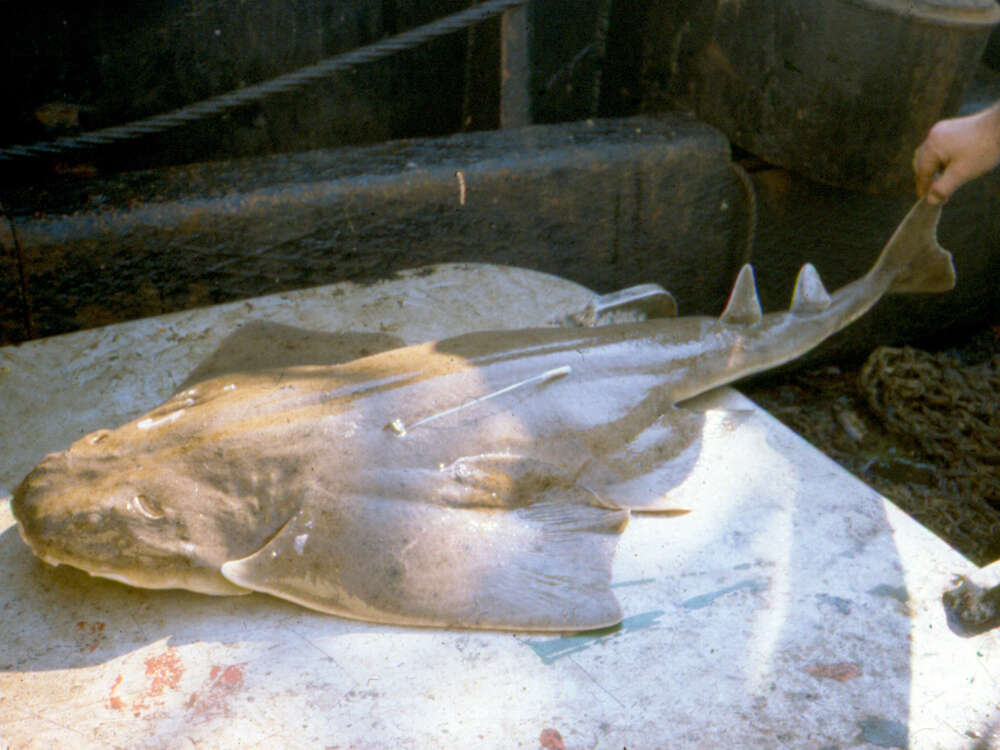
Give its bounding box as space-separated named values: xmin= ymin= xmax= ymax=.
xmin=868 ymin=584 xmax=908 ymax=603
xmin=733 ymin=562 xmax=752 ymax=570
xmin=611 ymin=578 xmax=656 ymax=589
xmin=858 ymin=716 xmax=907 ymax=748
xmin=680 ymin=579 xmax=767 ymax=610
xmin=524 ymin=610 xmax=665 ymax=664
xmin=815 ymin=593 xmax=852 ymax=615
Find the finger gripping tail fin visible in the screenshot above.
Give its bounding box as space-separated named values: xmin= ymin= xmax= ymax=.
xmin=877 ymin=199 xmax=956 ymax=294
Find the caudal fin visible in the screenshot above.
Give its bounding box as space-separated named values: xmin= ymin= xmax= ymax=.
xmin=874 ymin=198 xmax=956 ymax=294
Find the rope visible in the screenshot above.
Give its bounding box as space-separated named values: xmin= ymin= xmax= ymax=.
xmin=0 ymin=0 xmax=527 ymax=163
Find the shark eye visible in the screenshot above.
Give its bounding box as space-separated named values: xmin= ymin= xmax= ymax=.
xmin=131 ymin=494 xmax=165 ymax=520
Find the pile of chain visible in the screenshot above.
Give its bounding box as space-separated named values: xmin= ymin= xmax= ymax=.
xmin=859 ymin=345 xmax=1000 ymax=558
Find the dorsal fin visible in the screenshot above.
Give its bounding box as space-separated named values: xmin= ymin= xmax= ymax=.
xmin=720 ymin=265 xmax=762 ymax=326
xmin=175 ymin=321 xmax=406 ymax=391
xmin=790 ymin=263 xmax=832 ymax=314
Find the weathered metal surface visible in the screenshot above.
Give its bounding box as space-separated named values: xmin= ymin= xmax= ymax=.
xmin=500 ymin=5 xmax=531 ymax=128
xmin=3 ymin=107 xmax=998 ymax=360
xmin=1 ymin=264 xmax=998 ymax=748
xmin=1 ymin=114 xmax=743 ymax=345
xmin=0 ymin=0 xmax=629 ymax=173
xmin=643 ymin=0 xmax=1000 ymax=191
xmin=0 ymin=0 xmax=479 ymax=172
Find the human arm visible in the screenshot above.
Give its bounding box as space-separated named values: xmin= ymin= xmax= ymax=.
xmin=912 ymin=101 xmax=1000 ymax=204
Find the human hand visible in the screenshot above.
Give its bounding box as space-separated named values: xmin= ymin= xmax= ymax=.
xmin=912 ymin=102 xmax=1000 ymax=204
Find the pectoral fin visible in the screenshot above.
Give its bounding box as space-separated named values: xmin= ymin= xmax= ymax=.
xmin=177 ymin=321 xmax=406 ymax=389
xmin=220 ymin=481 xmax=629 ymax=631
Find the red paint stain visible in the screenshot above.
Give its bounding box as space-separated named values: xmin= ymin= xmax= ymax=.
xmin=144 ymin=648 xmax=185 ymax=696
xmin=107 ymin=648 xmax=192 ymax=716
xmin=804 ymin=662 xmax=862 ymax=682
xmin=75 ymin=620 xmax=107 ymax=653
xmin=128 ymin=647 xmax=186 ymax=715
xmin=108 ymin=674 xmax=125 ymax=710
xmin=539 ymin=727 xmax=566 ymax=750
xmin=185 ymin=663 xmax=246 ymax=721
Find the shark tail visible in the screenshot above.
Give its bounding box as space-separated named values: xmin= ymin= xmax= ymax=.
xmin=717 ymin=198 xmax=954 ymax=327
xmin=874 ymin=199 xmax=956 ymax=294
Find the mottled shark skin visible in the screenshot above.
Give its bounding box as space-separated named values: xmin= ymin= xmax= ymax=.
xmin=12 ymin=199 xmax=954 ymax=631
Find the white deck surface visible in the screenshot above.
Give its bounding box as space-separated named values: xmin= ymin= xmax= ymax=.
xmin=1 ymin=264 xmax=997 ymax=750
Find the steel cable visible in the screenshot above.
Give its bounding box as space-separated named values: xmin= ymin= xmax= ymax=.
xmin=0 ymin=0 xmax=527 ymax=163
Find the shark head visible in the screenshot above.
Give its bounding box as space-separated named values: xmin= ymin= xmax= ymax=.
xmin=11 ymin=420 xmax=292 ymax=596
